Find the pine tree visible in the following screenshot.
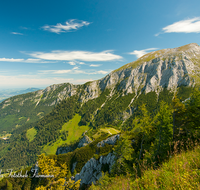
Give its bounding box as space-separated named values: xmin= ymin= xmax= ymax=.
xmin=153 ymin=101 xmax=173 ymax=162
xmin=112 ymin=136 xmax=134 ymax=175
xmin=132 ymin=104 xmax=153 ymax=162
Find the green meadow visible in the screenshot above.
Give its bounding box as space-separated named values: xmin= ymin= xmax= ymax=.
xmin=43 ymin=114 xmax=89 ymax=155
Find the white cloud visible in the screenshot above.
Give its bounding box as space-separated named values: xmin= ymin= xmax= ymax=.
xmin=67 ymin=61 xmax=85 ymax=65
xmin=162 ymin=17 xmax=200 ymax=33
xmin=39 ymin=68 xmax=109 ymax=75
xmin=0 ymin=74 xmax=95 ymax=88
xmin=0 ymin=58 xmax=24 ymax=62
xmin=129 ymin=48 xmax=158 ymax=58
xmin=72 ymin=66 xmax=79 ymax=70
xmin=24 ymin=59 xmax=55 ymax=63
xmin=96 ymin=70 xmax=108 ymax=74
xmin=29 ymin=50 xmax=122 ymax=61
xmin=0 ymin=58 xmax=54 ymax=63
xmin=90 ymin=64 xmax=101 ymax=67
xmin=11 ymin=32 xmax=23 ymax=35
xmin=42 ymin=19 xmax=91 ymax=34
xmin=68 ymin=61 xmax=76 ymax=65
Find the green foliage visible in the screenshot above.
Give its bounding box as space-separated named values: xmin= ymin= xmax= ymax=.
xmin=94 ymin=93 xmax=134 ymax=127
xmin=43 ymin=114 xmax=89 ymax=155
xmin=151 ymin=101 xmax=173 ymax=164
xmin=78 ymin=89 xmax=110 ymax=126
xmin=112 ymin=136 xmax=134 ymax=175
xmin=26 ymin=127 xmax=37 ymax=142
xmin=0 ymin=95 xmax=80 ymax=170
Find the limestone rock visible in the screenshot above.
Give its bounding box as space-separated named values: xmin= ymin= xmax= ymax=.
xmin=97 ymin=134 xmax=120 ymax=147
xmin=74 ymin=153 xmax=116 ymax=185
xmin=77 ymin=135 xmax=92 ymax=148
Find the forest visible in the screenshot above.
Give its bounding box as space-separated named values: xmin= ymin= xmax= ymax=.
xmin=0 ymin=86 xmax=199 ymax=189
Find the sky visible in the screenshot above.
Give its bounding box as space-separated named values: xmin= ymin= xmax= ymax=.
xmin=1 ymin=0 xmax=200 ymax=89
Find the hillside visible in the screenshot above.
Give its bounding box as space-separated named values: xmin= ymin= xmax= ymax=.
xmin=0 ymin=43 xmax=200 ymax=189
xmin=0 ymin=88 xmax=41 ymax=103
xmin=0 ymin=83 xmax=78 ymax=135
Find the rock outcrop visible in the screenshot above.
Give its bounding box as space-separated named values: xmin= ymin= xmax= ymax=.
xmin=97 ymin=134 xmax=120 ymax=147
xmin=77 ymin=135 xmax=92 ymax=148
xmin=74 ymin=152 xmax=116 ymax=185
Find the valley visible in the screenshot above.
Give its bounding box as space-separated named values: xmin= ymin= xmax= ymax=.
xmin=0 ymin=43 xmax=200 ymax=189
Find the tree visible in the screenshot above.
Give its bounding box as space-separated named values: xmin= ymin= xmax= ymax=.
xmin=132 ymin=104 xmax=153 ymax=162
xmin=172 ymin=94 xmax=186 ymax=140
xmin=35 ymin=153 xmax=80 ymax=190
xmin=112 ymin=136 xmax=134 ymax=175
xmin=153 ymin=101 xmax=173 ymax=162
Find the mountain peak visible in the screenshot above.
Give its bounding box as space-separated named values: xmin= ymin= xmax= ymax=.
xmin=113 ymin=43 xmax=200 ymax=74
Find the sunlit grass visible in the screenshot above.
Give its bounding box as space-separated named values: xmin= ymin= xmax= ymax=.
xmin=26 ymin=127 xmax=37 ymax=142
xmin=43 ymin=114 xmax=89 ymax=155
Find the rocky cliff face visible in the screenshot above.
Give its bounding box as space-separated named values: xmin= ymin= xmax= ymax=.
xmin=74 ymin=152 xmax=116 ymax=185
xmin=98 ymin=43 xmax=200 ymax=96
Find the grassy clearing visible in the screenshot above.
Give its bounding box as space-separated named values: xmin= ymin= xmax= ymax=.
xmin=100 ymin=128 xmax=120 ymax=135
xmin=90 ymin=142 xmax=200 ymax=190
xmin=92 ymin=128 xmax=120 ymax=139
xmin=0 ymin=133 xmax=11 ymax=139
xmin=26 ymin=127 xmax=37 ymax=142
xmin=43 ymin=114 xmax=89 ymax=155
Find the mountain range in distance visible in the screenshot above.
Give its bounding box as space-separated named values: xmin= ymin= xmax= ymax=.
xmin=0 ymin=88 xmax=41 ymax=103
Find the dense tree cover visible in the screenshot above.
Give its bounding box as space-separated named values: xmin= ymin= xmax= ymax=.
xmin=0 ymin=134 xmax=116 ymax=189
xmin=0 ymin=86 xmax=195 ymax=171
xmin=0 ymin=86 xmax=198 ymax=189
xmin=0 ymin=83 xmax=76 ymax=134
xmin=93 ymin=93 xmax=134 ymax=127
xmin=111 ymin=89 xmax=200 ymax=178
xmin=0 ymin=95 xmax=80 ymax=170
xmin=78 ymin=89 xmax=110 ymax=126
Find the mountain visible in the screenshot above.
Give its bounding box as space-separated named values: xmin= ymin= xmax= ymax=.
xmin=0 ymin=84 xmax=78 ymax=134
xmin=0 ymin=88 xmax=41 ymax=103
xmin=0 ymin=43 xmax=199 ymax=171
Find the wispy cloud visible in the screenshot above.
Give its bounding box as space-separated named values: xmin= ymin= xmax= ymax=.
xmin=89 ymin=64 xmax=101 ymax=67
xmin=11 ymin=32 xmax=23 ymax=35
xmin=68 ymin=61 xmax=76 ymax=65
xmin=20 ymin=27 xmax=28 ymax=30
xmin=157 ymin=17 xmax=200 ymax=36
xmin=96 ymin=70 xmax=108 ymax=74
xmin=0 ymin=58 xmax=54 ymax=63
xmin=67 ymin=61 xmax=85 ymax=65
xmin=0 ymin=74 xmax=95 ymax=88
xmin=29 ymin=50 xmax=122 ymax=61
xmin=0 ymin=58 xmax=24 ymax=62
xmin=39 ymin=67 xmax=109 ymax=75
xmin=129 ymin=48 xmax=158 ymax=58
xmin=42 ymin=19 xmax=91 ymax=34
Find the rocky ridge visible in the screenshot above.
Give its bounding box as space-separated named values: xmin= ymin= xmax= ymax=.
xmin=2 ymin=43 xmax=200 ymax=111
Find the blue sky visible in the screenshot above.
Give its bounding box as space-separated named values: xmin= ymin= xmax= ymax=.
xmin=1 ymin=0 xmax=200 ymax=89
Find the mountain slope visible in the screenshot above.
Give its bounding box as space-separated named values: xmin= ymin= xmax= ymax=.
xmin=0 ymin=83 xmax=78 ymax=134
xmin=0 ymin=43 xmax=200 ymax=170
xmin=0 ymin=88 xmax=41 ymax=103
